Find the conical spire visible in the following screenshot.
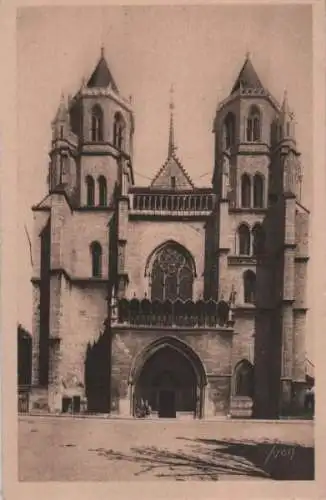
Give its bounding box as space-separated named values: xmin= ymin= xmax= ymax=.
xmin=281 ymin=89 xmax=291 ymax=116
xmin=231 ymin=53 xmax=265 ymax=94
xmin=168 ymin=85 xmax=177 ymax=158
xmin=279 ymin=89 xmax=296 ymax=141
xmin=87 ymin=46 xmax=119 ymax=92
xmin=54 ymin=93 xmax=68 ymax=122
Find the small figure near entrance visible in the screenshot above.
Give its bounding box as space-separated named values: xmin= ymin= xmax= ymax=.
xmin=135 ymin=398 xmax=145 ymax=418
xmin=145 ymin=400 xmax=152 ymax=417
xmin=135 ymin=398 xmax=152 ymax=418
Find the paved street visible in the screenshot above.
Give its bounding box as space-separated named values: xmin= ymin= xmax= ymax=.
xmin=18 ymin=416 xmax=314 ymax=481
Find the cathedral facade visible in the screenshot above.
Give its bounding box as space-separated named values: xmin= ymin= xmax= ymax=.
xmin=30 ymin=50 xmax=309 ymax=419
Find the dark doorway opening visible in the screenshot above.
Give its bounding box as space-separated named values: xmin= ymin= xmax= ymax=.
xmin=17 ymin=325 xmax=32 ymax=387
xmin=62 ymin=397 xmax=72 ymax=413
xmin=85 ymin=332 xmax=110 ymax=413
xmin=159 ymin=390 xmax=176 ymax=418
xmin=134 ymin=344 xmax=199 ymax=418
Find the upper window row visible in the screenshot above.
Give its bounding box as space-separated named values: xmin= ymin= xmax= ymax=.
xmin=89 ymin=239 xmax=257 ymax=304
xmin=223 ymin=106 xmax=261 ymax=148
xmin=241 ymin=173 xmax=264 ymax=209
xmin=237 ymin=223 xmax=265 ymax=257
xmin=86 ymin=175 xmax=107 ymax=207
xmin=90 ymin=241 xmax=102 ymax=277
xmin=91 ymin=105 xmax=126 ymax=150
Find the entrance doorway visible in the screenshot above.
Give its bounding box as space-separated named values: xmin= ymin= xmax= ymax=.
xmin=159 ymin=390 xmax=176 ymax=418
xmin=133 ymin=339 xmax=206 ymax=418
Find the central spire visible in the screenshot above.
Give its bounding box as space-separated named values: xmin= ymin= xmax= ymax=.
xmin=168 ymin=85 xmax=177 ymax=158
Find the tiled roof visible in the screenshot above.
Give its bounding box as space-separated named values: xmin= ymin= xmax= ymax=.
xmin=150 ymin=154 xmax=195 ymax=190
xmin=231 ymin=55 xmax=265 ymax=94
xmin=87 ymin=50 xmax=119 ymax=92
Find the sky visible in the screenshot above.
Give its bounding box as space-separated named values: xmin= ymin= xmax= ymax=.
xmin=17 ymin=5 xmax=313 ymax=357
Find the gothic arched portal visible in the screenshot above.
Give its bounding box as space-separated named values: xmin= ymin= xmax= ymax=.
xmin=129 ymin=337 xmax=207 ymax=418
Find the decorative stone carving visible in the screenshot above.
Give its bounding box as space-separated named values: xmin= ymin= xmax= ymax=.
xmin=110 ymin=294 xmax=118 ymax=325
xmin=283 ymin=151 xmax=302 ymax=198
xmin=229 ymin=285 xmax=237 ymax=306
xmin=222 ymin=154 xmax=230 ymax=198
xmin=61 ymin=373 xmax=82 ymax=390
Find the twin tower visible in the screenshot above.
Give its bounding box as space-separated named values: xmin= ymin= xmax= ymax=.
xmin=50 ymin=49 xmax=301 ymax=210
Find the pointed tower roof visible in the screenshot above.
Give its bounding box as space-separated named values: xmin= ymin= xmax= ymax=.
xmin=87 ymin=47 xmax=119 ymax=92
xmin=230 ymin=53 xmax=265 ymax=94
xmin=53 ymin=93 xmax=69 ymax=123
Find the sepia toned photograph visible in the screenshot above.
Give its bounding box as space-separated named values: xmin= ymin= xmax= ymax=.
xmin=15 ymin=3 xmax=316 ymax=483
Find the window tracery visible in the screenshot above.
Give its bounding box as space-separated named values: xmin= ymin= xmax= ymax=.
xmin=246 ymin=106 xmax=261 ymax=142
xmin=150 ymin=245 xmax=194 ymax=301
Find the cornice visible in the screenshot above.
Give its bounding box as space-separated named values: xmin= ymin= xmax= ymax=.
xmin=228 ymin=207 xmax=267 ymax=215
xmin=79 ymin=87 xmax=132 ymax=114
xmin=228 ymin=255 xmax=257 ymax=266
xmin=111 ymin=324 xmax=235 ymax=334
xmin=31 ymin=267 xmax=110 ymax=285
xmin=128 ymin=213 xmax=211 ymax=222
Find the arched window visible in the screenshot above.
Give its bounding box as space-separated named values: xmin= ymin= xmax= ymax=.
xmin=150 ymin=244 xmax=194 ymax=301
xmin=253 ymin=174 xmax=264 ymax=208
xmin=98 ymin=176 xmax=107 ymax=206
xmin=252 ymin=223 xmax=265 ymax=256
xmin=243 ymin=270 xmax=256 ymax=304
xmin=91 ymin=105 xmax=104 ymax=142
xmin=224 ymin=112 xmax=236 ymax=149
xmin=90 ymin=241 xmax=102 ymax=277
xmin=86 ymin=176 xmax=95 ymax=206
xmin=113 ymin=112 xmax=125 ymax=150
xmin=246 ymin=106 xmax=261 ymax=142
xmin=241 ymin=174 xmax=251 ymax=208
xmin=238 ymin=224 xmax=251 ymax=255
xmin=234 ymin=360 xmax=254 ymax=397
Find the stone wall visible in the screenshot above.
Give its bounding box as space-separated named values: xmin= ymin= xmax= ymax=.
xmin=125 ymin=220 xmax=206 ymax=299
xmin=110 ymin=327 xmax=234 ymax=416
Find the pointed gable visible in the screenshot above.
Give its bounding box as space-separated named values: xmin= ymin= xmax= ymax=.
xmin=231 ymin=55 xmax=265 ymax=95
xmin=151 ymin=155 xmax=194 ymax=190
xmin=87 ymin=50 xmax=119 ymax=92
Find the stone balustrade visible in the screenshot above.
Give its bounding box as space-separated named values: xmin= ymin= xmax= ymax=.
xmin=112 ymin=297 xmax=233 ymax=328
xmin=129 ymin=192 xmax=214 ymax=214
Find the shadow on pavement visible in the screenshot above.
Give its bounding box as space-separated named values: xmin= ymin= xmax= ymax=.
xmin=89 ymin=438 xmax=314 ymax=480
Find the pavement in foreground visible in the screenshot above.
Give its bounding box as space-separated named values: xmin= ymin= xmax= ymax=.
xmin=18 ymin=416 xmax=314 ymax=481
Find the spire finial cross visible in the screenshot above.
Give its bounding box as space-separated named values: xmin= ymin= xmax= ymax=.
xmin=168 ymin=84 xmax=176 ymax=158
xmin=169 ymin=84 xmax=175 ymax=111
